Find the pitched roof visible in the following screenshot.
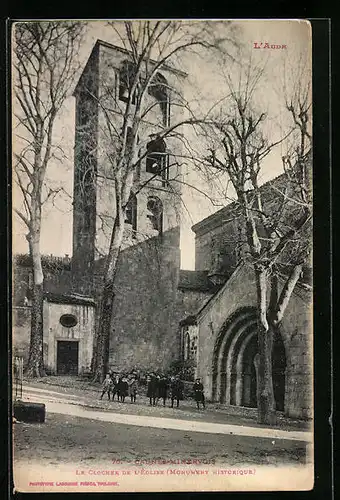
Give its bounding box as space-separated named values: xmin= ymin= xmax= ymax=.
xmin=178 ymin=270 xmax=222 ymax=292
xmin=44 ymin=292 xmax=95 ymax=307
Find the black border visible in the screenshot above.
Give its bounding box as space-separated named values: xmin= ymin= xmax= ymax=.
xmin=311 ymin=17 xmax=332 ymax=500
xmin=1 ymin=3 xmax=334 ymax=20
xmin=3 ymin=16 xmax=333 ymax=500
xmin=2 ymin=14 xmax=11 ymax=500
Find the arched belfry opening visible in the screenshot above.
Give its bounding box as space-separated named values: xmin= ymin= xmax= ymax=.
xmin=118 ymin=60 xmax=138 ymax=104
xmin=212 ymin=307 xmax=287 ymax=411
xmin=148 ymin=72 xmax=170 ymax=126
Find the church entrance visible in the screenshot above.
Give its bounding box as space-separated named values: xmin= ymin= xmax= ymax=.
xmin=238 ymin=333 xmax=258 ymax=408
xmin=57 ymin=340 xmax=79 ymax=375
xmin=212 ymin=308 xmax=286 ymax=411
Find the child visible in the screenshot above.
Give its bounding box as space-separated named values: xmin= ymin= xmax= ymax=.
xmin=100 ymin=374 xmax=113 ymax=400
xmin=128 ymin=376 xmax=138 ymax=403
xmin=120 ymin=376 xmax=129 ymax=402
xmin=111 ymin=374 xmax=119 ymax=401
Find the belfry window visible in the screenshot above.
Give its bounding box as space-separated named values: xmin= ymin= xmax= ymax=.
xmin=148 ymin=72 xmax=170 ymax=126
xmin=119 ymin=61 xmax=137 ymax=104
xmin=125 ymin=193 xmax=137 ymax=236
xmin=146 ymin=196 xmax=163 ymax=234
xmin=146 ymin=138 xmax=168 ymax=182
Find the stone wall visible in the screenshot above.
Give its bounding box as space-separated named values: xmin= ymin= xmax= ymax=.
xmin=72 ymin=46 xmax=99 ymax=294
xmin=13 ymin=306 xmax=31 ymax=361
xmin=101 ymin=227 xmax=180 ymax=373
xmin=281 ymin=287 xmax=313 ymax=419
xmin=97 ymin=226 xmax=212 ymax=375
xmin=194 ymin=215 xmax=240 ymax=276
xmin=177 ymin=288 xmax=213 ymax=323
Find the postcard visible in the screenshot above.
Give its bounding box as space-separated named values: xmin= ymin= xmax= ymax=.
xmin=12 ymin=19 xmax=313 ymax=493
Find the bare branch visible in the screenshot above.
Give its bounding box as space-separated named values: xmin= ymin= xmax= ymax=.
xmin=14 ymin=207 xmax=30 ymax=229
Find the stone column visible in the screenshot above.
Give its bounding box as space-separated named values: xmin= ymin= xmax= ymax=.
xmin=253 ymin=353 xmax=260 ymax=408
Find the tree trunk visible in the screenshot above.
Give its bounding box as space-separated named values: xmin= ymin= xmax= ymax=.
xmin=24 ymin=234 xmax=46 ymax=378
xmin=91 ymin=215 xmax=125 ymax=383
xmin=92 ymin=283 xmax=115 ymax=382
xmin=91 ymin=170 xmax=133 ymax=383
xmin=255 ymin=268 xmax=276 ymax=425
xmin=257 ymin=324 xmax=276 ymax=425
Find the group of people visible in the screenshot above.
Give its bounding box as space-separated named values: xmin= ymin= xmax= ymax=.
xmin=100 ymin=372 xmax=206 ymax=409
xmin=100 ymin=373 xmax=138 ymax=403
xmin=147 ymin=373 xmax=183 ymax=408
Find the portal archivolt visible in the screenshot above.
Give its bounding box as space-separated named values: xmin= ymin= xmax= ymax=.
xmin=212 ymin=307 xmax=286 ymax=411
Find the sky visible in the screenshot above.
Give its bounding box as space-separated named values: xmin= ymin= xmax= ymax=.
xmin=12 ymin=19 xmax=312 ymax=270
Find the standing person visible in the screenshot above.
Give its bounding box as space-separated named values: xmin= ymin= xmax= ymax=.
xmin=147 ymin=373 xmax=158 ymax=406
xmin=193 ymin=378 xmax=205 ymax=409
xmin=111 ymin=373 xmax=119 ymax=401
xmin=170 ymin=375 xmax=184 ymax=408
xmin=169 ymin=376 xmax=175 ymax=407
xmin=154 ymin=374 xmax=161 ymax=406
xmin=157 ymin=375 xmax=168 ymax=406
xmin=116 ymin=375 xmax=123 ymax=402
xmin=120 ymin=376 xmax=129 ymax=403
xmin=128 ymin=375 xmax=138 ymax=403
xmin=100 ymin=374 xmax=113 ymax=401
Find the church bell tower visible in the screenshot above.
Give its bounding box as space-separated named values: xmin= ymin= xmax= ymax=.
xmin=71 ymin=39 xmax=187 ymax=293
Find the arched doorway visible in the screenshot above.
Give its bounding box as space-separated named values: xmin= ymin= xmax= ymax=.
xmin=212 ymin=308 xmax=287 ymax=411
xmin=240 ymin=334 xmax=258 ymax=408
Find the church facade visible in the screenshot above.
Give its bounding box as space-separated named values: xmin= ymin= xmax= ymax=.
xmin=179 ymin=206 xmax=312 ymax=420
xmin=12 ymin=40 xmax=312 ymax=420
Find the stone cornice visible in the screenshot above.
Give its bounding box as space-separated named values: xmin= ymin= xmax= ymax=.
xmin=74 ymin=38 xmax=188 ymax=96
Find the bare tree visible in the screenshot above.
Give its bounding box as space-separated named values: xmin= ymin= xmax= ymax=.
xmin=13 ymin=21 xmax=84 ymax=377
xmin=202 ymin=64 xmax=312 ymax=424
xmin=77 ymin=21 xmax=239 ymax=382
